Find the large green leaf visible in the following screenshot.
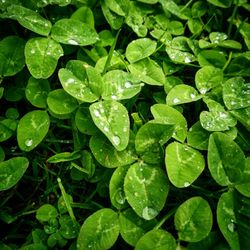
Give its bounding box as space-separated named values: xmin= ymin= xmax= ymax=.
xmin=119 ymin=208 xmax=157 ymax=247
xmin=223 ymin=77 xmax=250 ymax=110
xmin=151 ymin=104 xmax=188 ymax=142
xmin=236 ymin=157 xmax=250 ymax=197
xmin=17 ymin=110 xmax=50 ymax=151
xmin=89 ymin=101 xmax=130 ymax=151
xmin=217 ymin=191 xmax=240 ymax=250
xmin=102 ymin=70 xmax=142 ymax=100
xmin=51 ymin=18 xmax=99 ymax=46
xmin=165 ymin=142 xmax=205 ymax=188
xmin=0 ymin=36 xmax=25 ymax=77
xmin=125 ymin=38 xmax=157 ymax=63
xmin=25 ymin=37 xmax=63 ymax=79
xmin=208 ymin=132 xmax=246 ymax=186
xmin=7 ymin=5 xmax=52 ymax=36
xmin=77 ymin=208 xmax=119 ymax=250
xmin=234 ymin=190 xmax=250 ymax=250
xmin=175 ymin=196 xmax=213 ymax=242
xmin=90 ymin=133 xmax=137 ymax=168
xmin=0 ymin=157 xmax=29 ymax=191
xmin=230 ymin=107 xmax=250 ymax=131
xmin=135 ymin=229 xmax=176 ymax=250
xmin=124 ymin=163 xmax=169 ymax=220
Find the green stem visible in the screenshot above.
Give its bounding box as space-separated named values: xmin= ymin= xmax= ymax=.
xmin=180 ymin=0 xmax=193 ymax=12
xmin=57 ymin=177 xmax=76 ymax=222
xmin=222 ymin=51 xmax=233 ymax=72
xmin=102 ymin=29 xmax=121 ymax=75
xmin=154 ymin=208 xmax=177 ymax=230
xmin=228 ymin=0 xmax=238 ymax=37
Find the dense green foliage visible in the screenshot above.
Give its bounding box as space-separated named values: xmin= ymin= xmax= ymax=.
xmin=0 ymin=0 xmax=250 ymax=249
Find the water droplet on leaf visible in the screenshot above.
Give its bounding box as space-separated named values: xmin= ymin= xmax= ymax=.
xmin=142 ymin=207 xmax=158 ymax=220
xmin=112 ymin=135 xmax=120 ymax=146
xmin=173 ymin=98 xmax=180 ymax=104
xmin=115 ymin=190 xmax=126 ymax=205
xmin=25 ymin=139 xmax=33 ymax=147
xmin=68 ymin=39 xmax=79 ymax=45
xmin=125 ymin=81 xmax=132 ymax=88
xmin=93 ymin=109 xmax=101 ymax=118
xmin=184 ymin=182 xmax=190 ymax=187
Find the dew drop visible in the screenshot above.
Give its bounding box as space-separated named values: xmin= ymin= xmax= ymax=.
xmin=190 ymin=93 xmax=196 ymax=99
xmin=173 ymin=98 xmax=180 ymax=104
xmin=115 ymin=190 xmax=126 ymax=205
xmin=112 ymin=135 xmax=120 ymax=146
xmin=219 ymin=112 xmax=227 ymax=118
xmin=200 ymin=88 xmax=207 ymax=94
xmin=46 ymin=51 xmax=51 ymax=55
xmin=93 ymin=109 xmax=101 ymax=118
xmin=25 ymin=139 xmax=33 ymax=147
xmin=66 ymin=78 xmax=75 ymax=84
xmin=184 ymin=182 xmax=190 ymax=187
xmin=100 ymin=108 xmax=105 ymax=113
xmin=111 ymin=94 xmax=117 ymax=100
xmin=142 ymin=207 xmax=158 ymax=220
xmin=103 ymin=126 xmax=109 ymax=132
xmin=125 ymin=81 xmax=132 ymax=88
xmin=68 ymin=39 xmax=79 ymax=45
xmin=31 ymin=49 xmax=35 ymax=54
xmin=227 ymin=222 xmax=235 ymax=232
xmin=184 ymin=57 xmax=191 ymax=63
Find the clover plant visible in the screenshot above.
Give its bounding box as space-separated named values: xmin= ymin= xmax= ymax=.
xmin=0 ymin=0 xmax=250 ymax=249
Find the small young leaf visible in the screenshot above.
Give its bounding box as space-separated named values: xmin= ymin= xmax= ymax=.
xmin=207 ymin=0 xmax=232 ymax=8
xmin=109 ymin=165 xmax=130 ymax=209
xmin=165 ymin=142 xmax=205 ymax=188
xmin=36 ymin=204 xmax=58 ymax=223
xmin=198 ymin=50 xmax=227 ymax=68
xmin=230 ymin=107 xmax=250 ymax=131
xmin=195 ymin=66 xmax=223 ymax=94
xmin=59 ymin=215 xmax=80 ymax=239
xmin=17 ymin=110 xmax=50 ymax=152
xmin=25 ymin=77 xmax=50 ymax=108
xmin=166 ymin=84 xmax=202 ymax=105
xmin=209 ymin=32 xmax=228 ymax=44
xmin=71 ymin=6 xmax=95 ymax=28
xmin=129 ymin=58 xmax=165 ymax=86
xmin=217 ymin=191 xmax=240 ymax=250
xmin=135 ymin=229 xmax=176 ymax=250
xmin=0 ymin=157 xmax=29 ymax=191
xmin=47 ymin=151 xmax=81 ymax=164
xmin=77 ymin=208 xmax=119 ymax=250
xmin=90 ymin=133 xmax=137 ymax=168
xmin=51 ymin=19 xmax=99 ymax=46
xmin=75 ymin=106 xmax=99 ymax=135
xmin=126 ymin=38 xmax=157 ymax=63
xmin=47 ymin=89 xmax=78 ymax=115
xmin=7 ymin=5 xmax=52 ymax=36
xmin=0 ymin=119 xmax=17 ymax=142
xmin=166 ymin=48 xmax=196 ymax=64
xmin=89 ymin=100 xmax=130 ymax=151
xmin=0 ymin=36 xmax=25 ymax=77
xmin=223 ymin=77 xmax=250 ymax=110
xmin=102 ymin=70 xmax=142 ymax=100
xmin=124 ymin=163 xmax=169 ymax=220
xmin=151 ymin=104 xmax=188 ymax=142
xmin=119 ymin=208 xmax=157 ymax=247
xmin=200 ymin=99 xmax=237 ymax=131
xmin=58 ymin=62 xmax=100 ymax=103
xmin=135 ymin=122 xmax=174 ymax=164
xmin=187 ymin=121 xmax=210 ymax=150
xmin=25 ymin=38 xmax=63 ymax=79
xmin=208 ymin=132 xmax=246 ymax=186
xmin=175 ymin=197 xmax=213 ymax=242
